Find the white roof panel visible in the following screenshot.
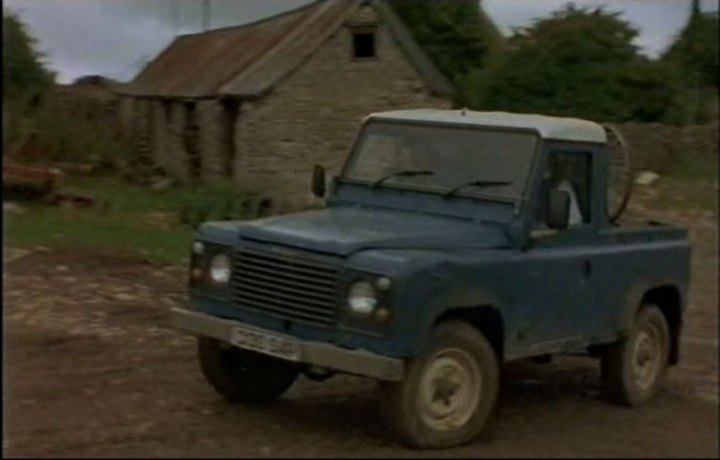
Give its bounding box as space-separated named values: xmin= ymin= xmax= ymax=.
xmin=367 ymin=109 xmax=607 ymax=144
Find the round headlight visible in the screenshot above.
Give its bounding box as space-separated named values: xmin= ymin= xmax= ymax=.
xmin=347 ymin=281 xmax=377 ymax=315
xmin=193 ymin=241 xmax=205 ymax=255
xmin=209 ymin=253 xmax=231 ymax=284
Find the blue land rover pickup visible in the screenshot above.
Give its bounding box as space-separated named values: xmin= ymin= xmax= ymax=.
xmin=170 ymin=109 xmax=691 ymax=449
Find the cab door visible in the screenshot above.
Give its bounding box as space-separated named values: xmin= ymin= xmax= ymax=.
xmin=514 ymin=147 xmax=598 ymax=353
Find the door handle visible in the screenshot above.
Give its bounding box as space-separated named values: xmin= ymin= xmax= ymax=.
xmin=583 ymin=260 xmax=592 ymax=278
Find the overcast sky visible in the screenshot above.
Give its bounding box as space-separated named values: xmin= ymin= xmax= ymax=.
xmin=4 ymin=0 xmax=718 ymax=84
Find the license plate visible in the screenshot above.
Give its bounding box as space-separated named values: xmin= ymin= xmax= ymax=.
xmin=229 ymin=325 xmax=301 ymax=361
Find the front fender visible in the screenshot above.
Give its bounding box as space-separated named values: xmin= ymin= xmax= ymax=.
xmin=396 ymin=259 xmax=504 ymax=356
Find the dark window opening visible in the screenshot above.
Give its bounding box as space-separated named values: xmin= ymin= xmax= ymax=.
xmin=162 ymin=100 xmax=172 ymax=124
xmin=183 ymin=101 xmax=201 ymax=181
xmin=30 ymin=93 xmax=42 ymax=108
xmin=145 ymin=101 xmax=155 ymax=157
xmin=353 ymin=32 xmax=376 ymax=58
xmin=221 ymin=99 xmax=240 ymax=179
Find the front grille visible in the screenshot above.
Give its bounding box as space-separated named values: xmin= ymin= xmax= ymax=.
xmin=231 ymin=247 xmax=340 ymax=327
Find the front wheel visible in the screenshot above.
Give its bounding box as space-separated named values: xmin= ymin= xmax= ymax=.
xmin=601 ymin=304 xmax=670 ymax=406
xmin=380 ymin=321 xmax=499 ymax=449
xmin=197 ymin=338 xmax=299 ymax=405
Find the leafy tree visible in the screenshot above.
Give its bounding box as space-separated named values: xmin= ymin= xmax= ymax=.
xmin=3 ymin=9 xmax=54 ymax=149
xmin=3 ymin=10 xmax=54 ymax=100
xmin=663 ymin=3 xmax=719 ymax=88
xmin=458 ymin=5 xmax=677 ymax=122
xmin=660 ymin=4 xmax=718 ymax=124
xmin=389 ymin=0 xmax=502 ymax=82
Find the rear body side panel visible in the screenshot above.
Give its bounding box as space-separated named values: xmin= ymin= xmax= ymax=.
xmin=399 ymin=226 xmax=689 ymax=361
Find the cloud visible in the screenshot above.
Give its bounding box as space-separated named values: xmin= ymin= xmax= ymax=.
xmin=4 ymin=0 xmax=311 ymax=83
xmin=4 ymin=0 xmax=718 ymax=83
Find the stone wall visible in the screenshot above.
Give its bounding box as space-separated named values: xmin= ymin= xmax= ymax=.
xmin=117 ymin=96 xmax=135 ymax=139
xmin=232 ymin=4 xmax=452 ymax=212
xmin=163 ymin=101 xmax=191 ymax=181
xmin=46 ymin=84 xmax=120 ymax=131
xmin=130 ymin=98 xmax=151 ymax=163
xmin=197 ymin=100 xmax=226 ymax=182
xmin=149 ymin=100 xmax=170 ymax=169
xmin=618 ymin=121 xmax=719 ymax=174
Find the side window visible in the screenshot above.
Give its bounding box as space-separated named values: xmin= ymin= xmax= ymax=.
xmin=534 ymin=150 xmax=592 ymax=228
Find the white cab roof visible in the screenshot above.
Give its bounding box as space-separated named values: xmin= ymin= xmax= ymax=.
xmin=367 ymin=109 xmax=607 ymax=144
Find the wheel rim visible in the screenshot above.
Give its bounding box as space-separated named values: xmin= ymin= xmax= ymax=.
xmin=631 ymin=324 xmax=663 ymax=390
xmin=417 ymin=348 xmax=482 ymax=432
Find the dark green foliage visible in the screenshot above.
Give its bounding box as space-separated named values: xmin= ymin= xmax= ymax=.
xmin=663 ymin=9 xmax=719 ymax=88
xmin=389 ymin=0 xmax=502 ymax=81
xmin=175 ymin=184 xmax=270 ymax=229
xmin=660 ymin=9 xmax=719 ymax=124
xmin=3 ymin=10 xmax=54 ymax=100
xmin=458 ymin=5 xmax=677 ymax=123
xmin=3 ymin=10 xmax=55 ymax=148
xmin=23 ymin=102 xmax=135 ymax=166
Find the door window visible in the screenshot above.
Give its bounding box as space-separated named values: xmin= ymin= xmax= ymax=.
xmin=534 ymin=150 xmax=592 ymax=228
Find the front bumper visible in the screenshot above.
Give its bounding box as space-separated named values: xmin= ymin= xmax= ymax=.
xmin=169 ymin=307 xmax=404 ymax=381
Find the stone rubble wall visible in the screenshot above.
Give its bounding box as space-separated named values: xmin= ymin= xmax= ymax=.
xmin=617 ymin=121 xmax=719 ymax=174
xmin=149 ymin=100 xmax=170 ymax=170
xmin=45 ymin=85 xmax=120 ymax=132
xmin=162 ymin=101 xmax=191 ymax=182
xmin=197 ymin=100 xmax=226 ymax=182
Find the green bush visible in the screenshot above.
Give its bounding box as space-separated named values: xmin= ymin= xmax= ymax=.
xmin=176 ymin=183 xmax=270 ymax=228
xmin=3 ymin=9 xmax=55 ymax=148
xmin=660 ymin=8 xmax=719 ymax=124
xmin=663 ymin=9 xmax=719 ymax=89
xmin=389 ymin=0 xmax=502 ymax=83
xmin=24 ymin=103 xmax=133 ymax=167
xmin=457 ymin=5 xmax=682 ymax=123
xmin=2 ymin=10 xmax=53 ymax=101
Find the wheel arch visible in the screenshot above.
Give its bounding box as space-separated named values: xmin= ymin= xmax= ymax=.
xmin=433 ymin=305 xmax=506 ymax=362
xmin=622 ymin=281 xmax=684 ymax=365
xmin=640 ymin=285 xmax=683 ymax=365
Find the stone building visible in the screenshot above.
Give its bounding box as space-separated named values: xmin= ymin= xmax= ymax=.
xmin=119 ymin=0 xmax=461 ymax=211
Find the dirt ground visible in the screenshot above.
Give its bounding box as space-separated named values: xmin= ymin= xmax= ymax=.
xmin=3 ymin=188 xmax=718 ymax=458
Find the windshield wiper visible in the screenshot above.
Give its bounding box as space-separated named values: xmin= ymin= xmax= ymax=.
xmin=372 ymin=170 xmax=435 ymax=188
xmin=443 ymin=180 xmax=512 ymax=199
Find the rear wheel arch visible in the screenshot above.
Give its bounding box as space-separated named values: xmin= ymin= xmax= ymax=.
xmin=623 ymin=283 xmax=683 ymax=365
xmin=640 ymin=285 xmax=683 ymax=365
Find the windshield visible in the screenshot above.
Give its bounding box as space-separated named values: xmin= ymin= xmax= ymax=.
xmin=342 ymin=121 xmax=539 ymax=200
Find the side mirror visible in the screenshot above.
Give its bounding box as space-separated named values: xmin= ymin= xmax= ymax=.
xmin=312 ymin=164 xmax=326 ymax=198
xmin=546 ymin=189 xmax=570 ymax=229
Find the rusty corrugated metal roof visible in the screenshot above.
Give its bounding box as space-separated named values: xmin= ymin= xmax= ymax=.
xmin=121 ymin=0 xmax=454 ymax=99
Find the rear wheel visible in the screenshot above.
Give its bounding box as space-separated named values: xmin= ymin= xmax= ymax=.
xmin=601 ymin=304 xmax=670 ymax=406
xmin=380 ymin=321 xmax=499 ymax=449
xmin=197 ymin=337 xmax=299 ymax=405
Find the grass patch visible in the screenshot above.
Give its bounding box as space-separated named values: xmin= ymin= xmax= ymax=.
xmin=4 ymin=175 xmax=264 ymax=265
xmin=64 ymin=175 xmax=256 ymax=213
xmin=4 ymin=205 xmax=195 ymax=265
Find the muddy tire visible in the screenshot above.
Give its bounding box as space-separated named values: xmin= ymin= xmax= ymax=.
xmin=197 ymin=338 xmax=298 ymax=405
xmin=380 ymin=321 xmax=499 ymax=449
xmin=601 ymin=304 xmax=670 ymax=406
